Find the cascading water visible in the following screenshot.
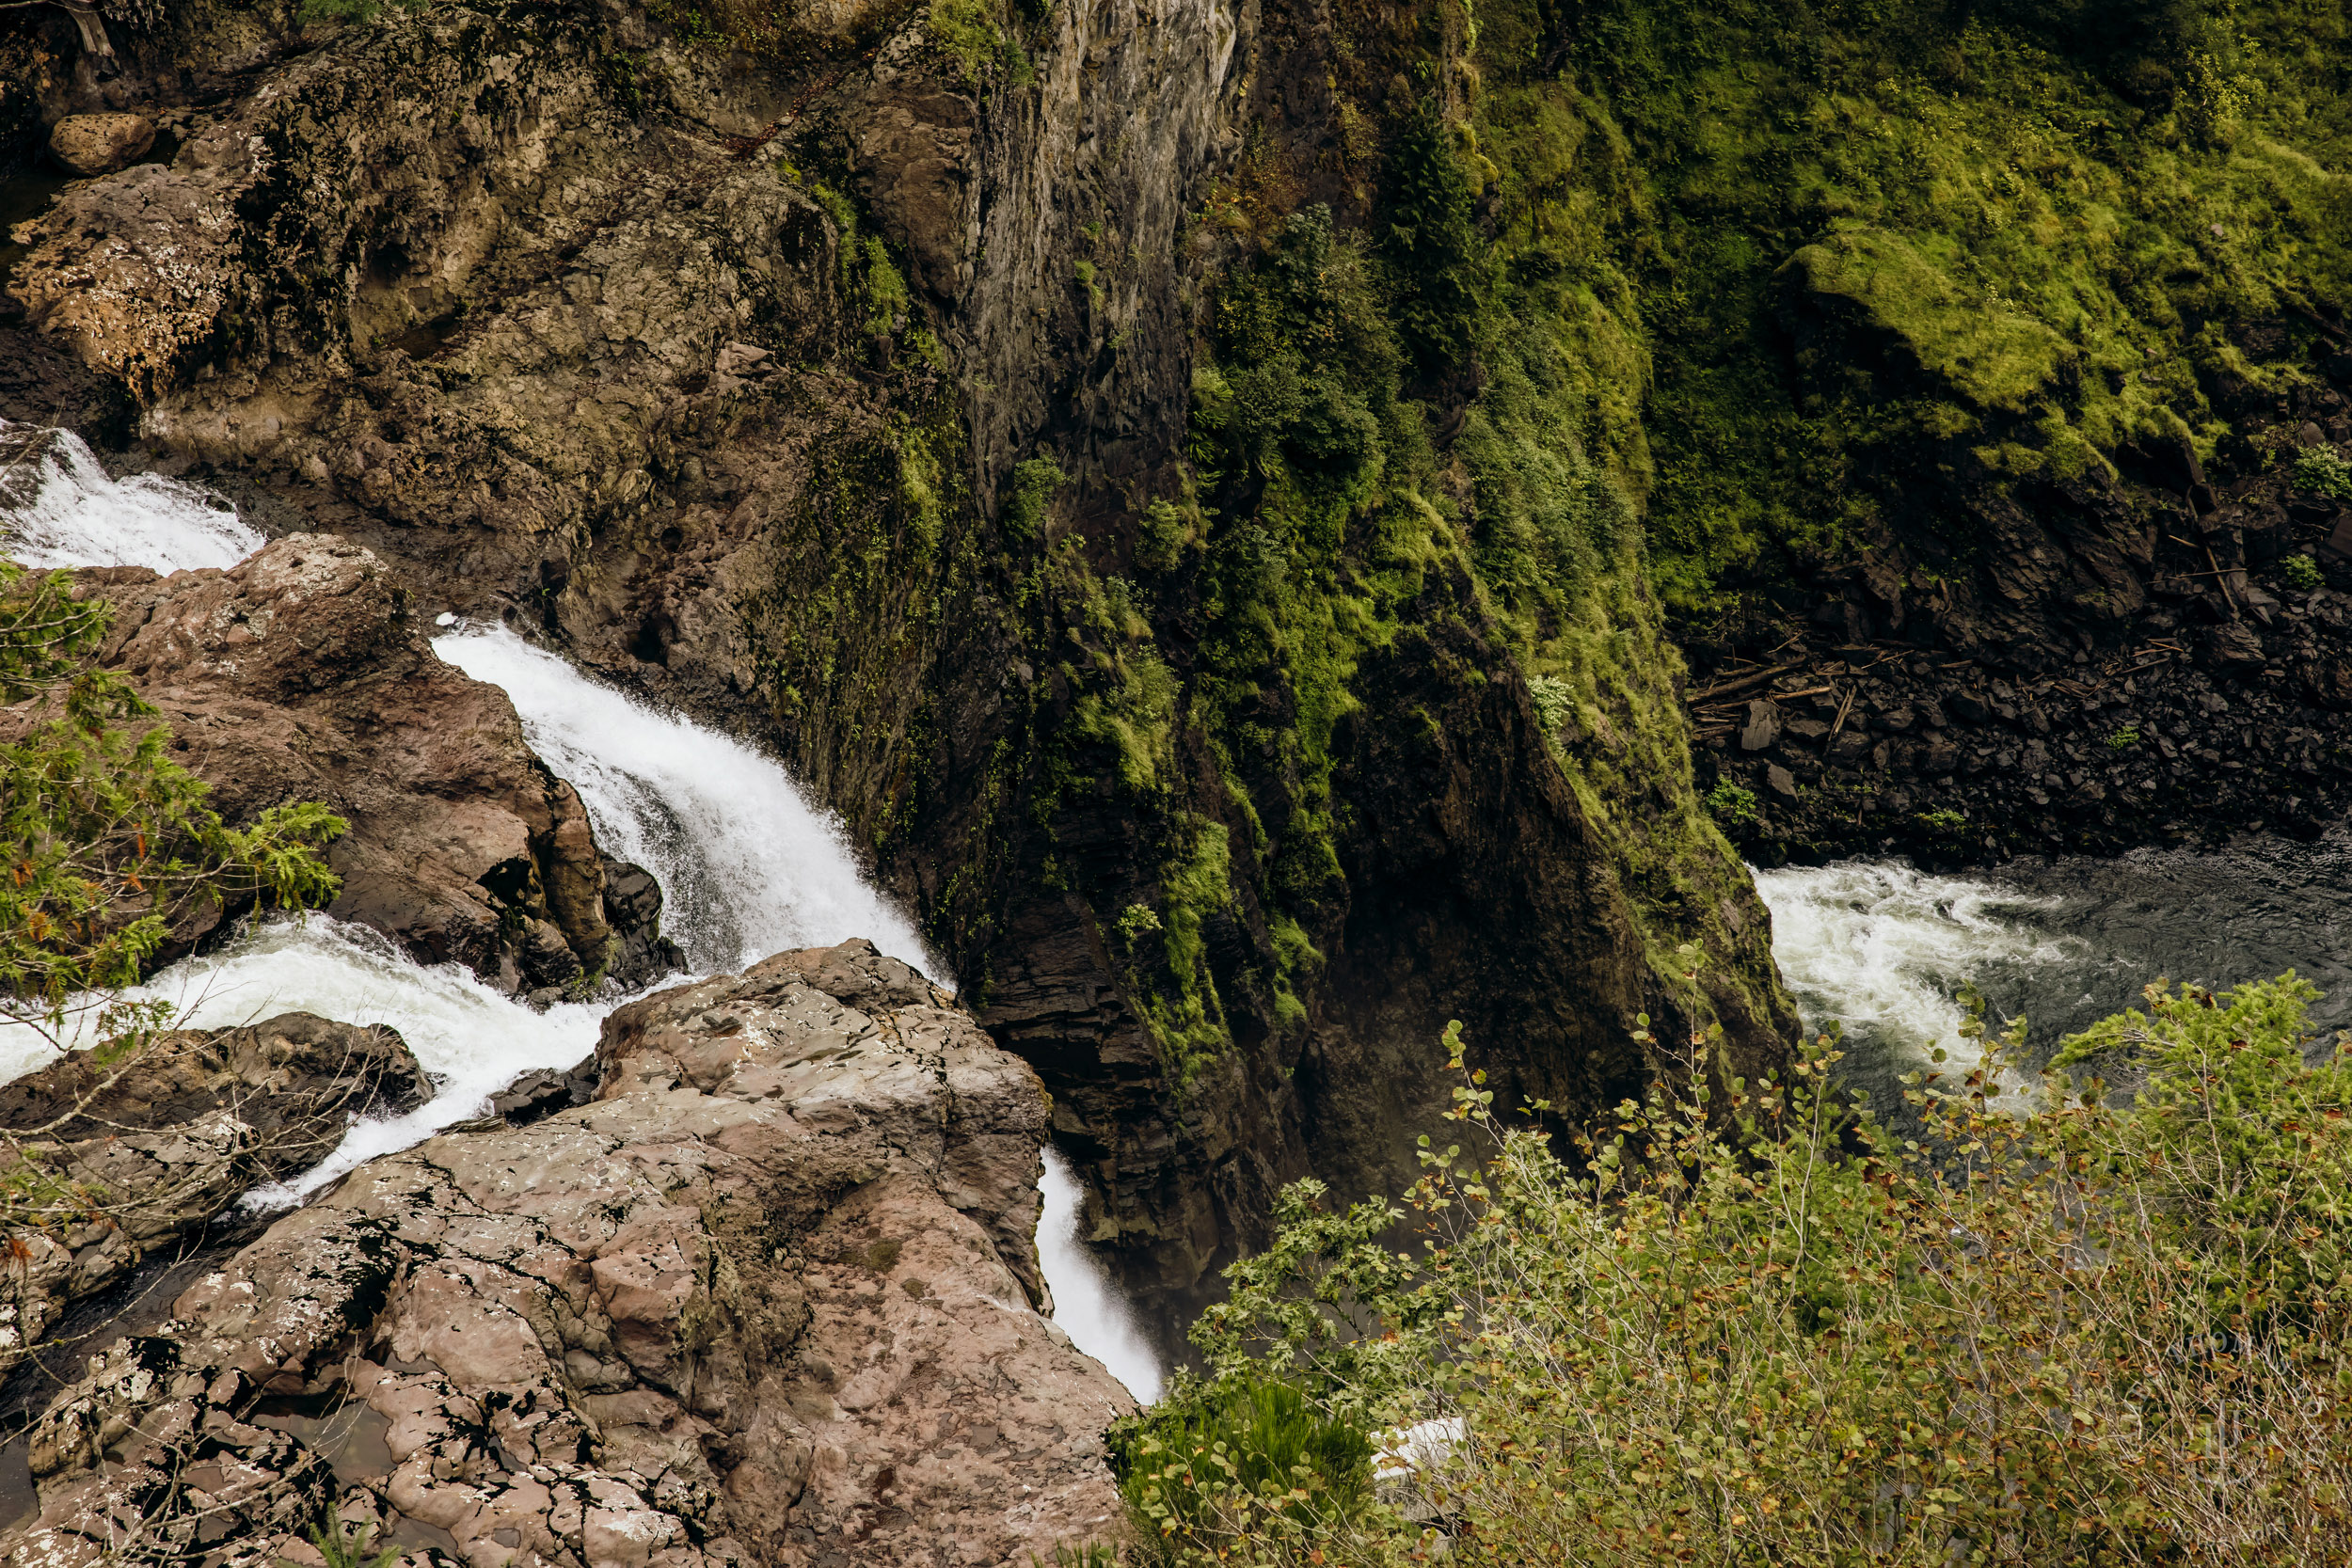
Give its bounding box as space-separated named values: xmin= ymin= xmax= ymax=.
xmin=1756 ymin=831 xmax=2352 ymax=1108
xmin=431 ymin=625 xmax=937 ymax=979
xmin=0 ymin=420 xmax=264 ymax=573
xmin=2 ymin=421 xmax=1161 ymax=1396
xmin=1037 ymin=1148 xmax=1166 ymax=1403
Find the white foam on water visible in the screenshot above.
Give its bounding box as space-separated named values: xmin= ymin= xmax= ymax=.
xmin=1754 ymin=859 xmax=2082 ymax=1070
xmin=0 ymin=420 xmax=264 ymax=573
xmin=0 ymin=918 xmax=604 ymax=1205
xmin=139 ymin=918 xmax=604 ymax=1203
xmin=433 ymin=623 xmax=942 ymax=982
xmin=3 ymin=433 xmax=1150 ymax=1377
xmin=1039 ymin=1146 xmax=1165 ymax=1404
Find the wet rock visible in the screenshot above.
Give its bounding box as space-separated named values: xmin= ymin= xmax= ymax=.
xmin=47 ymin=114 xmax=154 ymax=178
xmin=0 ymin=1014 xmax=422 ymax=1375
xmin=0 ymin=942 xmax=1128 ymax=1568
xmin=60 ymin=537 xmax=681 ymax=993
xmin=1765 ymin=764 xmax=1799 ymax=799
xmin=1740 ymin=699 xmax=1781 ymax=750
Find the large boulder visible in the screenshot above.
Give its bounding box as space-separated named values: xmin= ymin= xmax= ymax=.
xmin=0 ymin=1012 xmax=424 ymax=1376
xmin=1 ymin=942 xmax=1133 ymax=1568
xmin=63 ymin=534 xmax=681 ymax=994
xmin=47 ymin=114 xmax=155 ymax=178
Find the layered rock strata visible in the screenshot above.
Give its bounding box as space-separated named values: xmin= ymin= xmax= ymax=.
xmin=0 ymin=1011 xmax=424 ymax=1376
xmin=0 ymin=941 xmax=1132 ymax=1568
xmin=56 ymin=533 xmax=680 ymax=994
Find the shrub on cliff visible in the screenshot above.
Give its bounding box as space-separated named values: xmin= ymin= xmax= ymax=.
xmin=0 ymin=560 xmax=343 ymax=1065
xmin=1125 ymin=969 xmax=2352 ymax=1565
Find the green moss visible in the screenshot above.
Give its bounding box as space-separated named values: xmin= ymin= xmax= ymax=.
xmin=928 ymin=0 xmax=1003 ymax=84
xmin=1783 ymin=229 xmax=2073 ymax=413
xmin=1486 ymin=0 xmax=2352 ymax=626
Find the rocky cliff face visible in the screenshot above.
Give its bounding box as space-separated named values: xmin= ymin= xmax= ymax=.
xmin=47 ymin=533 xmax=681 ymax=994
xmin=0 ymin=0 xmax=1797 ymax=1323
xmin=0 ymin=941 xmax=1131 ymax=1568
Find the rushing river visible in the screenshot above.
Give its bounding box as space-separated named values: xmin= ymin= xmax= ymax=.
xmin=13 ymin=421 xmax=2350 ymax=1408
xmin=1756 ymin=833 xmax=2352 ymax=1110
xmin=0 ymin=421 xmax=1158 ymax=1400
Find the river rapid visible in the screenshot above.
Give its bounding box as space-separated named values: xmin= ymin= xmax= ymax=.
xmin=0 ymin=422 xmax=1168 ymax=1398
xmin=8 ymin=423 xmax=2347 ymax=1410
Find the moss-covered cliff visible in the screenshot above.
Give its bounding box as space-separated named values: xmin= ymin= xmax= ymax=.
xmin=24 ymin=0 xmax=2344 ymax=1325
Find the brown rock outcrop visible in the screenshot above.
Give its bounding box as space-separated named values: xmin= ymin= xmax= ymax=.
xmin=1 ymin=941 xmax=1133 ymax=1568
xmin=46 ymin=113 xmax=153 ymax=177
xmin=61 ymin=534 xmax=680 ymax=995
xmin=0 ymin=1011 xmax=424 ymax=1375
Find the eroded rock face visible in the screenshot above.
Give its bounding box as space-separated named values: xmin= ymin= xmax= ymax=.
xmin=0 ymin=1012 xmax=423 ymax=1376
xmin=1 ymin=942 xmax=1132 ymax=1568
xmin=0 ymin=0 xmax=1796 ymax=1328
xmin=61 ymin=533 xmax=681 ymax=994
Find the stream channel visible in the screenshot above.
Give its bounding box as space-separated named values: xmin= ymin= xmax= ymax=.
xmin=6 ymin=424 xmax=2350 ymax=1422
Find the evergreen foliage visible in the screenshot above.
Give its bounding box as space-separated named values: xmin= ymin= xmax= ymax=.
xmin=0 ymin=560 xmax=345 ymax=1050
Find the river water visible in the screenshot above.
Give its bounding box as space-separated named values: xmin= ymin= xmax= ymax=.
xmin=0 ymin=423 xmax=1156 ymax=1398
xmin=10 ymin=422 xmax=2350 ymax=1408
xmin=1755 ymin=833 xmax=2352 ymax=1109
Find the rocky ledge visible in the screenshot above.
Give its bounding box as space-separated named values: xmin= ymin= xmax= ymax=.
xmin=1697 ymin=397 xmax=2352 ymax=865
xmin=0 ymin=1012 xmax=424 ymax=1379
xmin=57 ymin=533 xmax=681 ymax=995
xmin=0 ymin=941 xmax=1133 ymax=1568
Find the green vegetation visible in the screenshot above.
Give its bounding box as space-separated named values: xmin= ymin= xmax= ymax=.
xmin=1111 ymin=1378 xmax=1374 ymax=1545
xmin=1 ymin=561 xmax=344 ymax=1048
xmin=1436 ymin=0 xmax=2352 ymax=630
xmin=308 ymin=1511 xmax=402 ymax=1568
xmin=2296 ymin=444 xmax=2352 ymax=499
xmin=1125 ymin=972 xmax=2352 ymax=1564
xmin=2284 ymin=552 xmax=2327 ymax=588
xmin=2106 ymin=723 xmax=2142 ymax=748
xmin=1913 ymin=804 xmax=1964 ymax=830
xmin=1704 ymin=779 xmax=1758 ymax=827
xmin=0 ymin=559 xmax=342 ymax=1241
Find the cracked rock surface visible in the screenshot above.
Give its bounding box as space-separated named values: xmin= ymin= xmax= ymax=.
xmin=0 ymin=1011 xmax=424 ymax=1379
xmin=1 ymin=941 xmax=1133 ymax=1568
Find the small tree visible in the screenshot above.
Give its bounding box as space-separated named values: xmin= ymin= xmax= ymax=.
xmin=1 ymin=558 xmax=344 ymax=1221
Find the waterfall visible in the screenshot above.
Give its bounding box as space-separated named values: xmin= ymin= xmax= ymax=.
xmin=132 ymin=917 xmax=608 ymax=1205
xmin=0 ymin=420 xmax=264 ymax=573
xmin=3 ymin=421 xmax=1152 ymax=1394
xmin=1038 ymin=1148 xmax=1166 ymax=1403
xmin=432 ymin=625 xmax=938 ymax=980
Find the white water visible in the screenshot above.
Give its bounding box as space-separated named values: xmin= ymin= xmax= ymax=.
xmin=432 ymin=625 xmax=938 ymax=980
xmin=0 ymin=420 xmax=264 ymax=573
xmin=1039 ymin=1147 xmax=1165 ymax=1403
xmin=134 ymin=919 xmax=606 ymax=1204
xmin=3 ymin=423 xmax=1152 ymax=1388
xmin=1754 ymin=860 xmax=2084 ymax=1073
